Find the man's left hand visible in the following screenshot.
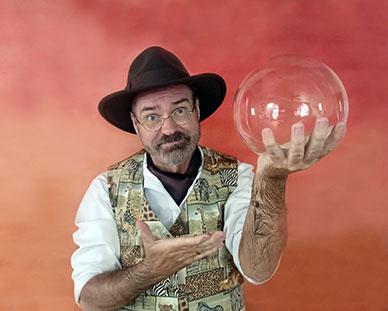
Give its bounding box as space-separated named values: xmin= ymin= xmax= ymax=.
xmin=258 ymin=117 xmax=347 ymax=178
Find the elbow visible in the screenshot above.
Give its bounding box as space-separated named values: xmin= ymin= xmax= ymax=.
xmin=241 ymin=254 xmax=283 ymax=285
xmin=245 ymin=266 xmax=277 ymax=284
xmin=79 ymin=300 xmax=114 ymax=311
xmin=79 ymin=291 xmax=115 ymax=311
xmin=79 ymin=297 xmax=97 ymax=311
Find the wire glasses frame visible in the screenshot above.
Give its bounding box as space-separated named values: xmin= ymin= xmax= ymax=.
xmin=132 ymin=105 xmax=196 ymax=132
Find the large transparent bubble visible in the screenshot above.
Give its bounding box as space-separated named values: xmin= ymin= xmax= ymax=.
xmin=233 ymin=55 xmax=349 ymax=154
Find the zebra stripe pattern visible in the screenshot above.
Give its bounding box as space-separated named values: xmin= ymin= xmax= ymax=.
xmin=219 ymin=168 xmax=238 ymax=187
xmin=150 ymin=275 xmax=179 ymax=297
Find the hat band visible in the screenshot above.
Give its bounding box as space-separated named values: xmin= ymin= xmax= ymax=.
xmin=127 ymin=68 xmax=189 ymax=90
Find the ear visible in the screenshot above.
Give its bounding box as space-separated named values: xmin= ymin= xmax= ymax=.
xmin=195 ymin=97 xmax=200 ymax=120
xmin=130 ymin=112 xmax=140 ymax=135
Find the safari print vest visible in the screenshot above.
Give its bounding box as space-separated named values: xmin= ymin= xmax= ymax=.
xmin=107 ymin=147 xmax=245 ymax=311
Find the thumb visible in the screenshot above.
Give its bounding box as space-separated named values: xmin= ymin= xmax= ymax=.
xmin=136 ymin=220 xmax=155 ymax=243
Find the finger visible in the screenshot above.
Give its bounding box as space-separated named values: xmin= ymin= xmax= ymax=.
xmin=304 ymin=117 xmax=329 ymax=163
xmin=193 ymin=242 xmax=224 ymax=262
xmin=136 ymin=221 xmax=155 ymax=244
xmin=182 ymin=231 xmax=225 ymax=249
xmin=171 ymin=231 xmax=224 ymax=258
xmin=159 ymin=232 xmax=213 ymax=250
xmin=262 ymin=128 xmax=286 ymax=165
xmin=321 ymin=122 xmax=347 ymax=157
xmin=195 ymin=231 xmax=225 ymax=250
xmin=194 ymin=241 xmax=226 ymax=262
xmin=159 ymin=233 xmax=225 ymax=267
xmin=288 ymin=122 xmax=305 ymax=166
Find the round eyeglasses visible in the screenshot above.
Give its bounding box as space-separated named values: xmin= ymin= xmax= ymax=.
xmin=132 ymin=105 xmax=196 ymax=132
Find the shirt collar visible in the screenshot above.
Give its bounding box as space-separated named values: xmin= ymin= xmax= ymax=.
xmin=143 ymin=147 xmax=204 ymax=190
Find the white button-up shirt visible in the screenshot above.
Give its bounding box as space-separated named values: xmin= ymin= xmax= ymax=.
xmin=71 ymin=149 xmax=257 ymax=302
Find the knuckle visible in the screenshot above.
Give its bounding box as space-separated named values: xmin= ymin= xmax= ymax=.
xmin=268 ymin=150 xmax=280 ymax=158
xmin=264 ymin=142 xmax=277 ymax=150
xmin=290 ymin=152 xmax=304 ymax=163
xmin=313 ymin=135 xmax=326 ymax=143
xmin=306 ymin=148 xmax=321 ymax=158
xmin=291 ymin=135 xmax=305 ymax=144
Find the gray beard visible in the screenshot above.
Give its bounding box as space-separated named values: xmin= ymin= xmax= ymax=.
xmin=146 ymin=130 xmax=199 ymax=166
xmin=158 ymin=141 xmax=197 ymax=165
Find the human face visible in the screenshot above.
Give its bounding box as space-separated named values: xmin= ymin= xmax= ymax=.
xmin=131 ymin=84 xmax=200 ymax=172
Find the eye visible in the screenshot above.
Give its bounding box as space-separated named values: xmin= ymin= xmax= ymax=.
xmin=174 ymin=107 xmax=188 ymax=115
xmin=143 ymin=114 xmax=160 ymax=123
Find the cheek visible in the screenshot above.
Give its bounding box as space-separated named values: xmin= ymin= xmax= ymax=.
xmin=183 ymin=119 xmax=200 ymax=132
xmin=189 ymin=122 xmax=200 ymax=136
xmin=138 ymin=131 xmax=155 ymax=146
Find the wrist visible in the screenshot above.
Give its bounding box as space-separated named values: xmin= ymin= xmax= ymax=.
xmin=123 ymin=262 xmax=154 ymax=292
xmin=255 ymin=163 xmax=289 ymax=184
xmin=252 ymin=169 xmax=288 ymax=210
xmin=256 ymin=155 xmax=290 ymax=180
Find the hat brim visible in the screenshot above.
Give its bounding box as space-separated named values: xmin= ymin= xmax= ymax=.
xmin=98 ymin=73 xmax=226 ymax=134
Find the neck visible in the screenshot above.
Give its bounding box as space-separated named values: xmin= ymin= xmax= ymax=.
xmin=148 ymin=151 xmax=197 ymax=175
xmin=152 ymin=160 xmax=191 ymax=174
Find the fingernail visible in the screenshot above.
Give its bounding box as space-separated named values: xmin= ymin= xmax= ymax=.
xmin=262 ymin=128 xmax=272 ymax=137
xmin=316 ymin=118 xmax=328 ymax=127
xmin=293 ymin=123 xmax=304 ymax=134
xmin=337 ymin=122 xmax=346 ymax=130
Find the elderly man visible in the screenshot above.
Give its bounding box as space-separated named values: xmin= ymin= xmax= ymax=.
xmin=71 ymin=46 xmax=346 ymax=311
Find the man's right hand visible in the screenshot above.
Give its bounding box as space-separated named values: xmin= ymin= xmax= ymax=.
xmin=80 ymin=221 xmax=224 ymax=311
xmin=136 ymin=220 xmax=225 ymax=283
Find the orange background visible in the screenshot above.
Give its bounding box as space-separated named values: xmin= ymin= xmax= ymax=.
xmin=1 ymin=1 xmax=387 ymax=310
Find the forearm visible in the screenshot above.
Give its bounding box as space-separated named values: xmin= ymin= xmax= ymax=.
xmin=79 ymin=262 xmax=155 ymax=311
xmin=239 ymin=172 xmax=288 ymax=282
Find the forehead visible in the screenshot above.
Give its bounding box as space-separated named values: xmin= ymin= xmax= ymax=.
xmin=132 ymin=84 xmax=193 ymax=113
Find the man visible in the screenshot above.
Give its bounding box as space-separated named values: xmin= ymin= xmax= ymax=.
xmin=71 ymin=46 xmax=346 ymax=311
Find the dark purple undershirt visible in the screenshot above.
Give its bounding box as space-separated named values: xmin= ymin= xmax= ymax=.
xmin=146 ymin=148 xmax=202 ymax=205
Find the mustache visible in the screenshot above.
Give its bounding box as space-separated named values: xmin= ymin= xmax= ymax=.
xmin=156 ymin=132 xmax=191 ymax=149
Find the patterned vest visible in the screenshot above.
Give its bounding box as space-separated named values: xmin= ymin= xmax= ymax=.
xmin=107 ymin=147 xmax=245 ymax=311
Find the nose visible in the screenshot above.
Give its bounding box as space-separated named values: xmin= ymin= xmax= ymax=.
xmin=159 ymin=116 xmax=180 ymax=135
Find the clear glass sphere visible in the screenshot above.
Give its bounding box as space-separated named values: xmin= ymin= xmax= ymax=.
xmin=233 ymin=55 xmax=349 ymax=154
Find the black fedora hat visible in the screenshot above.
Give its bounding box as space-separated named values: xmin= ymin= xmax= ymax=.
xmin=98 ymin=46 xmax=226 ymax=134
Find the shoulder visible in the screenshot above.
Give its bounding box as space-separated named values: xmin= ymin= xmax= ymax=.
xmin=200 ymin=146 xmax=238 ymax=172
xmin=107 ymin=149 xmax=145 ymax=171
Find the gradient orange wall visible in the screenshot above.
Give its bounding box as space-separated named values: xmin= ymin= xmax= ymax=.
xmin=1 ymin=1 xmax=387 ymax=310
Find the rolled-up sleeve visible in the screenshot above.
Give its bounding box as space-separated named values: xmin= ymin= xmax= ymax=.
xmin=71 ymin=173 xmax=121 ymax=303
xmin=223 ymin=161 xmax=263 ymax=284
